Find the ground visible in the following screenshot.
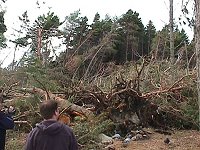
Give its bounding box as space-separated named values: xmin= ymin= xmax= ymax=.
xmin=5 ymin=129 xmax=200 ymax=150
xmin=112 ymin=130 xmax=200 ymax=150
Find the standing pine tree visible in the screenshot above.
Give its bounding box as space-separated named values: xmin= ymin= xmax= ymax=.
xmin=114 ymin=9 xmax=145 ymax=63
xmin=144 ymin=20 xmax=156 ymax=55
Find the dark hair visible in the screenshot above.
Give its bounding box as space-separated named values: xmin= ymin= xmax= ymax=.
xmin=39 ymin=100 xmax=58 ymax=119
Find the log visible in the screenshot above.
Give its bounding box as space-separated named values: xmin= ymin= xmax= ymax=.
xmin=20 ymin=87 xmax=94 ymax=118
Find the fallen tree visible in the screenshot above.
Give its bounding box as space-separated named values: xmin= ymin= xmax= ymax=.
xmin=1 ymin=72 xmax=198 ymax=136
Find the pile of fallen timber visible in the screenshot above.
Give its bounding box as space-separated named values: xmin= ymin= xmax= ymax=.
xmin=0 ymin=74 xmax=198 ymax=136
xmin=70 ymin=77 xmax=198 ymax=136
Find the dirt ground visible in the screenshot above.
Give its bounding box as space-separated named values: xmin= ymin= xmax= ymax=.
xmin=111 ymin=130 xmax=200 ymax=150
xmin=6 ymin=129 xmax=200 ymax=150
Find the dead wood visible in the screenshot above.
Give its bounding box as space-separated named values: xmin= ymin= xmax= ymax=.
xmin=5 ymin=71 xmax=197 ymax=136
xmin=70 ymin=78 xmax=198 ymax=132
xmin=142 ymin=74 xmax=194 ymax=99
xmin=142 ymin=86 xmax=184 ymax=98
xmin=20 ymin=87 xmax=94 ymax=119
xmin=100 ymin=78 xmax=198 ymax=135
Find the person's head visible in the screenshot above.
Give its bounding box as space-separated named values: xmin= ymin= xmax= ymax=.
xmin=39 ymin=100 xmax=59 ymax=120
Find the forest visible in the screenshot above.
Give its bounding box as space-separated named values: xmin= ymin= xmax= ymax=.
xmin=1 ymin=0 xmax=200 ymax=150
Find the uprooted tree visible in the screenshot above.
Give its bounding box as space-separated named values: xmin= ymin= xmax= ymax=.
xmin=0 ymin=2 xmax=198 ymax=149
xmin=1 ymin=58 xmax=198 ymax=137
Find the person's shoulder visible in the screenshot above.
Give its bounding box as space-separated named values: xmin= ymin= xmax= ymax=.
xmin=28 ymin=123 xmax=41 ymax=134
xmin=62 ymin=124 xmax=73 ymax=132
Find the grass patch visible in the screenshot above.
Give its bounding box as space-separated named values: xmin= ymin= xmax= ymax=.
xmin=6 ymin=130 xmax=27 ymax=150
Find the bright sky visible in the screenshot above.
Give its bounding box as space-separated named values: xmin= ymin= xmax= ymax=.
xmin=0 ymin=0 xmax=194 ymax=67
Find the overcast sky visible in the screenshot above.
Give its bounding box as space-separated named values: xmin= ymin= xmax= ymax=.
xmin=0 ymin=0 xmax=194 ymax=67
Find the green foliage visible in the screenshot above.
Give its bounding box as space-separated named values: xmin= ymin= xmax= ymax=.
xmin=151 ymin=25 xmax=190 ymax=60
xmin=114 ymin=9 xmax=145 ymax=63
xmin=180 ymin=86 xmax=199 ymax=122
xmin=144 ymin=20 xmax=156 ymax=54
xmin=11 ymin=37 xmax=30 ymax=47
xmin=0 ymin=5 xmax=197 ymax=149
xmin=0 ymin=11 xmax=6 ymax=48
xmin=37 ymin=11 xmax=60 ymax=30
xmin=26 ymin=66 xmax=60 ymax=92
xmin=19 ymin=11 xmax=30 ymax=23
xmin=14 ymin=98 xmax=30 ymax=112
xmin=90 ymin=12 xmax=104 ymax=45
xmin=0 ymin=32 xmax=6 ymax=48
xmin=0 ymin=11 xmax=6 ymax=33
xmin=7 ymin=7 xmax=193 ymax=74
xmin=12 ymin=10 xmax=62 ymax=69
xmin=182 ymin=102 xmax=198 ymax=122
xmin=17 ymin=54 xmax=60 ymax=92
xmin=64 ymin=10 xmax=90 ymax=54
xmin=10 ymin=97 xmax=42 ymax=132
xmin=73 ymin=113 xmax=114 ymax=149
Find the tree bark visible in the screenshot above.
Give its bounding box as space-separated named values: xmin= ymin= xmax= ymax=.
xmin=169 ymin=0 xmax=174 ymax=64
xmin=37 ymin=28 xmax=42 ymax=60
xmin=20 ymin=88 xmax=94 ymax=119
xmin=195 ymin=0 xmax=200 ymax=128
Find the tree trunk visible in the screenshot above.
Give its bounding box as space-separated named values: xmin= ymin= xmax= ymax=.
xmin=126 ymin=34 xmax=128 ymax=62
xmin=37 ymin=28 xmax=42 ymax=60
xmin=169 ymin=0 xmax=174 ymax=64
xmin=195 ymin=0 xmax=200 ymax=128
xmin=20 ymin=88 xmax=94 ymax=119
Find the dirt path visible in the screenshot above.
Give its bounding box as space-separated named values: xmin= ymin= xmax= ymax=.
xmin=112 ymin=130 xmax=200 ymax=150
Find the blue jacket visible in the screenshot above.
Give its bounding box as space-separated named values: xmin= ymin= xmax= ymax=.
xmin=0 ymin=112 xmax=14 ymax=150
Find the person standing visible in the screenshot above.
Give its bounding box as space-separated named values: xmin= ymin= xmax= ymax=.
xmin=25 ymin=100 xmax=78 ymax=150
xmin=0 ymin=104 xmax=15 ymax=150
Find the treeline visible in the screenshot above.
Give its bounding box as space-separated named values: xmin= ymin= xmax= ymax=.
xmin=0 ymin=7 xmax=194 ymax=80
